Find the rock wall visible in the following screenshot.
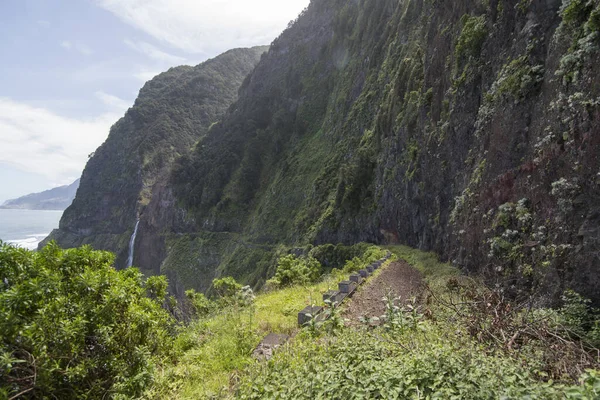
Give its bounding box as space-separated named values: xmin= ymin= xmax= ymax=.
xmin=47 ymin=0 xmax=600 ymax=304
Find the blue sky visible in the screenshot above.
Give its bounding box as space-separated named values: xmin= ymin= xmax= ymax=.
xmin=0 ymin=0 xmax=309 ymax=203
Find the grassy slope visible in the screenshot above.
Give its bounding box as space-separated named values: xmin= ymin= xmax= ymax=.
xmin=145 ymin=246 xmax=599 ymax=399
xmin=146 ymin=269 xmax=358 ymax=398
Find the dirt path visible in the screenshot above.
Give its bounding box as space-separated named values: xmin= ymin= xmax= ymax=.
xmin=342 ymin=260 xmax=424 ymax=325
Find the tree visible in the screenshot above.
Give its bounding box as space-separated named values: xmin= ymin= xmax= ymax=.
xmin=0 ymin=241 xmax=175 ymax=399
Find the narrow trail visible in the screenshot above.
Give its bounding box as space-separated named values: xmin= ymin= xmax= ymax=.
xmin=342 ymin=260 xmax=424 ymax=325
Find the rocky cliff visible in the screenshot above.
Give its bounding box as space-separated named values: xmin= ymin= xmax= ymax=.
xmin=48 ymin=0 xmax=600 ymax=304
xmin=44 ymin=47 xmax=267 ymax=268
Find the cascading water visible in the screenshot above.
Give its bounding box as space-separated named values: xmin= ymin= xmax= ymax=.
xmin=127 ymin=219 xmax=140 ymax=268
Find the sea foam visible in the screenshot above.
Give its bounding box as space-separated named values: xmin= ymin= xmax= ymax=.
xmin=7 ymin=233 xmax=50 ymax=250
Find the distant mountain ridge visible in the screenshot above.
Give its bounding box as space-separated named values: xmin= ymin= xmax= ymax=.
xmin=1 ymin=179 xmax=79 ymax=210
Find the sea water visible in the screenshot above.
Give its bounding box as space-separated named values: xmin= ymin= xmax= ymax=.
xmin=0 ymin=209 xmax=63 ymax=250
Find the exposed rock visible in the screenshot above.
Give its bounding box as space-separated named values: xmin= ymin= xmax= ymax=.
xmin=252 ymin=333 xmax=290 ymax=361
xmin=45 ymin=0 xmax=600 ymax=305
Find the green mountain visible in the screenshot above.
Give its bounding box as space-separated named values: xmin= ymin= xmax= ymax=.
xmin=43 ymin=46 xmax=268 ymax=268
xmin=49 ymin=0 xmax=600 ymax=304
xmin=1 ymin=179 xmax=79 ymax=210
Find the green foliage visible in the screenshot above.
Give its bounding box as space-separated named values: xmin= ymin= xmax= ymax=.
xmin=561 ymin=0 xmax=598 ymax=26
xmin=308 ymin=243 xmax=370 ymax=271
xmin=140 ymin=245 xmax=600 ymax=398
xmin=147 ymin=308 xmax=259 ymax=399
xmin=184 ymin=289 xmax=215 ymax=317
xmin=267 ymin=255 xmax=321 ymax=288
xmin=0 ymin=241 xmax=175 ymax=399
xmin=388 ymin=245 xmax=458 ymax=279
xmin=342 ymin=245 xmax=387 ymax=273
xmin=52 ymin=46 xmax=267 ymax=265
xmin=145 ymin=272 xmax=343 ymax=398
xmin=213 ymin=276 xmax=243 ymax=298
xmin=380 ymin=293 xmax=425 ymax=333
xmin=237 ymin=319 xmax=593 ymax=399
xmin=146 ymin=275 xmax=169 ymax=300
xmin=490 ymin=56 xmax=545 ymax=101
xmin=236 ymin=247 xmax=599 ymax=399
xmin=342 ymin=256 xmax=365 ymax=273
xmin=556 ymin=0 xmax=600 ymax=84
xmin=455 ymin=14 xmax=488 ymax=62
xmin=560 ymin=289 xmax=600 ymax=346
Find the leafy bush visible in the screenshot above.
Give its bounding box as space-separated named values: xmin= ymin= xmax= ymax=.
xmin=342 ymin=256 xmax=364 ymax=273
xmin=237 ymin=325 xmax=596 ymax=399
xmin=560 ymin=0 xmax=597 ymax=26
xmin=266 ymin=255 xmax=321 ymax=288
xmin=212 ymin=276 xmax=256 ymax=309
xmin=342 ymin=245 xmax=387 ymax=273
xmin=455 ymin=14 xmax=487 ymax=62
xmin=238 ymin=283 xmax=599 ymax=399
xmin=0 ymin=241 xmax=175 ymax=399
xmin=213 ymin=276 xmax=243 ymax=298
xmin=560 ymin=289 xmax=600 ymax=347
xmin=308 ymin=243 xmax=370 ymax=271
xmin=184 ymin=289 xmax=215 ymax=317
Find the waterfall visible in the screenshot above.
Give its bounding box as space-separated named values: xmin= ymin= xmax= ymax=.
xmin=127 ymin=219 xmax=140 ymax=268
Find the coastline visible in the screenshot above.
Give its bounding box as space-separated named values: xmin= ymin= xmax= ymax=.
xmin=0 ymin=209 xmax=63 ymax=250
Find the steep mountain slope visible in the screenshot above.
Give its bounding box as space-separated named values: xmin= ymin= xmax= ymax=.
xmin=47 ymin=0 xmax=600 ymax=304
xmin=1 ymin=179 xmax=79 ymax=210
xmin=168 ymin=0 xmax=600 ymax=303
xmin=44 ymin=47 xmax=267 ymax=267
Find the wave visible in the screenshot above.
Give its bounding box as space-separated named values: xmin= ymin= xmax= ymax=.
xmin=6 ymin=233 xmax=50 ymax=250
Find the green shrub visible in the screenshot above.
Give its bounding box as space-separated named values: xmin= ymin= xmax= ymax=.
xmin=237 ymin=325 xmax=595 ymax=399
xmin=455 ymin=15 xmax=487 ymax=62
xmin=0 ymin=241 xmax=175 ymax=399
xmin=490 ymin=56 xmax=545 ymax=100
xmin=560 ymin=0 xmax=596 ymax=26
xmin=267 ymin=255 xmax=321 ymax=288
xmin=308 ymin=243 xmax=370 ymax=271
xmin=213 ymin=276 xmax=243 ymax=298
xmin=560 ymin=289 xmax=600 ymax=346
xmin=342 ymin=256 xmax=364 ymax=273
xmin=342 ymin=245 xmax=387 ymax=273
xmin=185 ymin=289 xmax=215 ymax=317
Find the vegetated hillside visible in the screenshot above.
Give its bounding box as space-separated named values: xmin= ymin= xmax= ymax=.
xmin=167 ymin=0 xmax=600 ymax=303
xmin=46 ymin=0 xmax=600 ymax=305
xmin=1 ymin=179 xmax=79 ymax=210
xmin=43 ymin=46 xmax=267 ymax=267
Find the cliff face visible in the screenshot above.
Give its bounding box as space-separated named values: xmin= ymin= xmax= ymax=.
xmin=44 ymin=47 xmax=267 ymax=268
xmin=1 ymin=179 xmax=79 ymax=210
xmin=170 ymin=0 xmax=600 ymax=302
xmin=48 ymin=0 xmax=600 ymax=304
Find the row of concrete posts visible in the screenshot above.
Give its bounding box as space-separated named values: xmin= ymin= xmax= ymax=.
xmin=298 ymin=251 xmax=392 ymax=326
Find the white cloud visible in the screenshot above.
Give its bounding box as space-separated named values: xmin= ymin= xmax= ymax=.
xmin=124 ymin=39 xmax=186 ymax=63
xmin=95 ymin=91 xmax=131 ymax=111
xmin=95 ymin=0 xmax=309 ymax=54
xmin=60 ymin=40 xmax=93 ymax=56
xmin=0 ymin=98 xmax=121 ymax=183
xmin=133 ymin=70 xmax=161 ymax=82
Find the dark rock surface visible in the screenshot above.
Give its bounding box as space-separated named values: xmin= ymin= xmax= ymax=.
xmin=45 ymin=0 xmax=600 ymax=304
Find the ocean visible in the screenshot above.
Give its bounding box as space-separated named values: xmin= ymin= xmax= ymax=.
xmin=0 ymin=209 xmax=63 ymax=250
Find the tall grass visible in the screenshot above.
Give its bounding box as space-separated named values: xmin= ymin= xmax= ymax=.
xmin=145 ymin=273 xmax=346 ymax=399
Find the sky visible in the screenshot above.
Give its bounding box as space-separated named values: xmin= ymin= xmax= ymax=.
xmin=0 ymin=0 xmax=309 ymax=203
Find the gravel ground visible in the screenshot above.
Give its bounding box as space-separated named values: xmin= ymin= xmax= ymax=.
xmin=342 ymin=260 xmax=424 ymax=325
